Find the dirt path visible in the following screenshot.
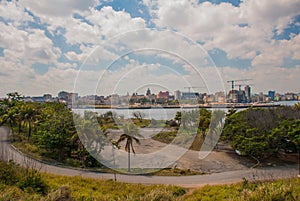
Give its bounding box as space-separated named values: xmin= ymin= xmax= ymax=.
xmin=110 ymin=128 xmax=265 ymax=173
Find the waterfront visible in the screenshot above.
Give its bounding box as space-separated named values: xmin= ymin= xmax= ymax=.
xmin=73 ymin=100 xmax=300 ymax=120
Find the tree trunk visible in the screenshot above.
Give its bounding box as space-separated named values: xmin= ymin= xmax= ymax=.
xmin=9 ymin=121 xmax=15 ymax=142
xmin=128 ymin=147 xmax=131 ymax=172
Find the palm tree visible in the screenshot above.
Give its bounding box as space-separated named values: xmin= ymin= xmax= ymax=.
xmin=21 ymin=103 xmax=40 ymax=140
xmin=117 ymin=122 xmax=141 ymax=172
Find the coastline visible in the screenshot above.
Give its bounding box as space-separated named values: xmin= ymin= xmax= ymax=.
xmin=75 ymin=102 xmax=283 ymax=109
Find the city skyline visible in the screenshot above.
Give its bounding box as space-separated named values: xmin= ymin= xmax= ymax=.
xmin=1 ymin=0 xmax=300 ymax=97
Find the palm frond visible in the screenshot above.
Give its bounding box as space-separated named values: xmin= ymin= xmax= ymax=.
xmin=117 ymin=134 xmax=127 ymax=144
xmin=130 ymin=142 xmax=135 ymax=154
xmin=132 ymin=136 xmax=140 ymax=144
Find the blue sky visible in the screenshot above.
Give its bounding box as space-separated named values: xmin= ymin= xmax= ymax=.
xmin=0 ymin=0 xmax=300 ymax=96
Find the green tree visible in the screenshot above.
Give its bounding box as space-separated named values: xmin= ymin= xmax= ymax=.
xmin=117 ymin=122 xmax=141 ymax=172
xmin=36 ymin=103 xmax=76 ymax=161
xmin=21 ymin=102 xmax=40 ymax=140
xmin=74 ymin=111 xmax=107 ymax=167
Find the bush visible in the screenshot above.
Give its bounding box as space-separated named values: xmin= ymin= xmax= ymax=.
xmin=0 ymin=161 xmax=19 ymax=185
xmin=17 ymin=170 xmax=49 ymax=195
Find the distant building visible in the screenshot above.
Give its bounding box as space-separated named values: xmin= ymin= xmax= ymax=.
xmin=58 ymin=91 xmax=78 ymax=107
xmin=43 ymin=94 xmax=52 ymax=101
xmin=146 ymin=88 xmax=151 ymax=96
xmin=174 ymin=90 xmax=181 ymax=100
xmin=244 ymin=85 xmax=251 ymax=102
xmin=110 ymin=94 xmax=120 ymax=105
xmin=181 ymin=92 xmax=199 ymax=100
xmin=275 ymin=93 xmax=281 ymax=101
xmin=215 ymin=91 xmax=225 ymax=103
xmin=204 ymin=94 xmax=215 ymax=103
xmin=31 ymin=96 xmax=46 ymax=103
xmin=157 ymin=91 xmax=169 ymax=99
xmin=268 ymin=91 xmax=275 ymax=101
xmin=285 ymin=92 xmax=296 ymax=101
xmin=58 ymin=91 xmax=69 ymax=101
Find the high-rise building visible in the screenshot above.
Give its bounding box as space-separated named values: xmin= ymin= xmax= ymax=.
xmin=268 ymin=91 xmax=275 ymax=101
xmin=244 ymin=85 xmax=251 ymax=102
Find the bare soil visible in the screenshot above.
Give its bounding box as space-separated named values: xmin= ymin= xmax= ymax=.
xmin=108 ymin=129 xmax=256 ymax=173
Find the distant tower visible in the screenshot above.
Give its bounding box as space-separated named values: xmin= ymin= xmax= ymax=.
xmin=146 ymin=88 xmax=151 ymax=96
xmin=244 ymin=85 xmax=251 ymax=102
xmin=174 ymin=90 xmax=181 ymax=100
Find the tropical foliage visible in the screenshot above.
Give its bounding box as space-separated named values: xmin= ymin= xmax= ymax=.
xmin=222 ymin=106 xmax=300 ymax=162
xmin=0 ymin=93 xmax=104 ymax=167
xmin=117 ymin=122 xmax=141 ymax=172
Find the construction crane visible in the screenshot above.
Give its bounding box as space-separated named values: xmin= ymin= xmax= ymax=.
xmin=227 ymin=79 xmax=252 ymax=91
xmin=234 ymin=83 xmax=254 ymax=91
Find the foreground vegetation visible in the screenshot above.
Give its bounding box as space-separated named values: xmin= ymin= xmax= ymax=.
xmin=1 ymin=160 xmax=300 ymax=201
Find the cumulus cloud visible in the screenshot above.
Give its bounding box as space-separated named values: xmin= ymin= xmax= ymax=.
xmin=147 ymin=0 xmax=300 ymax=60
xmin=0 ymin=0 xmax=299 ymax=96
xmin=20 ymin=0 xmax=98 ymax=17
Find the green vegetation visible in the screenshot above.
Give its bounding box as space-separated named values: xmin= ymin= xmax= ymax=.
xmin=0 ymin=93 xmax=103 ymax=168
xmin=152 ymin=109 xmax=223 ymax=151
xmin=1 ymin=160 xmax=300 ymax=201
xmin=0 ymin=160 xmax=186 ymax=201
xmin=222 ymin=106 xmax=300 ymax=163
xmin=153 ymin=105 xmax=300 ymax=165
xmin=183 ymin=178 xmax=300 ymax=201
xmin=116 ymin=122 xmax=141 ymax=172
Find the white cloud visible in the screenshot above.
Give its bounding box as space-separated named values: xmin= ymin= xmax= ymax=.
xmin=1 ymin=0 xmax=300 ymax=97
xmin=0 ymin=1 xmax=34 ymax=26
xmin=85 ymin=6 xmax=146 ymax=39
xmin=20 ymin=0 xmax=98 ymax=17
xmin=147 ymin=0 xmax=300 ymax=61
xmin=219 ymin=66 xmax=300 ymax=94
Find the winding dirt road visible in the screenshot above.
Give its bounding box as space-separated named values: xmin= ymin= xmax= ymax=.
xmin=0 ymin=127 xmax=298 ymax=188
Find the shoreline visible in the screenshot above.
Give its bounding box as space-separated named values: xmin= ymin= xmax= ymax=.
xmin=74 ymin=102 xmax=282 ymax=109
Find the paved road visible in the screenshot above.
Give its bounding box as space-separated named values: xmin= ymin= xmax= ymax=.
xmin=0 ymin=127 xmax=298 ymax=188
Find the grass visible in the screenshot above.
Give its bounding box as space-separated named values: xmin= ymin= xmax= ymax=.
xmin=152 ymin=130 xmax=178 ymax=144
xmin=1 ymin=161 xmax=300 ymax=200
xmin=183 ymin=178 xmax=300 ymax=201
xmin=152 ymin=130 xmax=206 ymax=151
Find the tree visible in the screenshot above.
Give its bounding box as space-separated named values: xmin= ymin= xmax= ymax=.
xmin=36 ymin=103 xmax=76 ymax=161
xmin=117 ymin=122 xmax=141 ymax=172
xmin=75 ymin=111 xmax=107 ymax=167
xmin=21 ymin=103 xmax=40 ymax=140
xmin=0 ymin=93 xmax=24 ymax=141
xmin=132 ymin=111 xmax=145 ymax=122
xmin=1 ymin=107 xmax=17 ymax=141
xmin=222 ymin=106 xmax=300 ymax=163
xmin=174 ymin=111 xmax=181 ymax=125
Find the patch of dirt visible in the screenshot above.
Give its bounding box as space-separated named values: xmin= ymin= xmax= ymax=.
xmin=108 ymin=129 xmax=257 ymax=173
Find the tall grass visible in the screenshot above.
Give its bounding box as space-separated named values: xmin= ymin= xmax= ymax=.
xmin=1 ymin=161 xmax=299 ymax=201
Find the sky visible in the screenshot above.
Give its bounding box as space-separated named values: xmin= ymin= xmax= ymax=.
xmin=0 ymin=0 xmax=300 ymax=97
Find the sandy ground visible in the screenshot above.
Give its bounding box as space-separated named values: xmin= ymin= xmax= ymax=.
xmin=108 ymin=128 xmax=255 ymax=173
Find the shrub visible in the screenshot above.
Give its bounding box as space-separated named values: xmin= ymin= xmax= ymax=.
xmin=17 ymin=170 xmax=49 ymax=195
xmin=0 ymin=161 xmax=19 ymax=185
